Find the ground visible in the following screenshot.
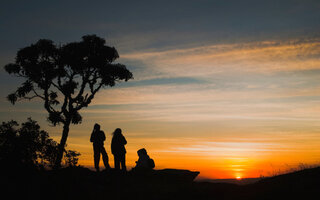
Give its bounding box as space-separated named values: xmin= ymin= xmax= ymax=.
xmin=1 ymin=165 xmax=319 ymax=200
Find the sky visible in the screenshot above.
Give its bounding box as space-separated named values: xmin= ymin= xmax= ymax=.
xmin=1 ymin=0 xmax=320 ymax=179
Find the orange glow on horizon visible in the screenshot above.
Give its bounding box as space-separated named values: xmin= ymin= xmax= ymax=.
xmin=72 ymin=135 xmax=320 ymax=179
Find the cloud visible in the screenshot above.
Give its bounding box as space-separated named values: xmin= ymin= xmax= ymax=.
xmin=118 ymin=77 xmax=207 ymax=88
xmin=160 ymin=141 xmax=289 ymax=157
xmin=120 ymin=39 xmax=320 ymax=80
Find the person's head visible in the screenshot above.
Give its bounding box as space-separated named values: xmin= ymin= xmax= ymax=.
xmin=113 ymin=128 xmax=122 ymax=136
xmin=137 ymin=148 xmax=147 ymax=157
xmin=94 ymin=123 xmax=100 ymax=131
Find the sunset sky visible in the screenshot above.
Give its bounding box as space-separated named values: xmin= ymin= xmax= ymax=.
xmin=1 ymin=0 xmax=320 ymax=179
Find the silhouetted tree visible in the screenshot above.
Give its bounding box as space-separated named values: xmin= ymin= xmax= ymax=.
xmin=0 ymin=120 xmax=20 ymax=165
xmin=39 ymin=137 xmax=59 ymax=168
xmin=64 ymin=150 xmax=81 ymax=167
xmin=0 ymin=118 xmax=80 ymax=168
xmin=4 ymin=35 xmax=133 ymax=168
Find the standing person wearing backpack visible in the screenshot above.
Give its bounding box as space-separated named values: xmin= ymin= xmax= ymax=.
xmin=111 ymin=128 xmax=127 ymax=171
xmin=90 ymin=123 xmax=110 ymax=172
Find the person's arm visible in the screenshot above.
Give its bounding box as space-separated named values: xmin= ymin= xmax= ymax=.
xmin=122 ymin=135 xmax=127 ymax=145
xmin=111 ymin=137 xmax=115 ymax=154
xmin=90 ymin=131 xmax=94 ymax=142
xmin=101 ymin=131 xmax=106 ymax=141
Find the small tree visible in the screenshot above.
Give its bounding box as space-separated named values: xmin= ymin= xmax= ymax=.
xmin=0 ymin=118 xmax=80 ymax=168
xmin=0 ymin=118 xmax=47 ymax=166
xmin=4 ymin=35 xmax=133 ymax=168
xmin=0 ymin=120 xmax=20 ymax=165
xmin=64 ymin=150 xmax=81 ymax=167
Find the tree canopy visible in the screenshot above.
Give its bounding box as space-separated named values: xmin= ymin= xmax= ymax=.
xmin=5 ymin=35 xmax=133 ymax=126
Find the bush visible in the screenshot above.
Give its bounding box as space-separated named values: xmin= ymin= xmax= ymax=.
xmin=0 ymin=118 xmax=80 ymax=168
xmin=64 ymin=150 xmax=81 ymax=167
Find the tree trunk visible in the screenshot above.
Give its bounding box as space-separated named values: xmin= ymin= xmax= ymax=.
xmin=54 ymin=119 xmax=71 ymax=169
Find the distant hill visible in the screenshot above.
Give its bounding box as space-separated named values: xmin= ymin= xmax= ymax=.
xmin=244 ymin=166 xmax=320 ymax=200
xmin=1 ymin=165 xmax=319 ymax=200
xmin=196 ymin=166 xmax=320 ymax=200
xmin=197 ymin=177 xmax=260 ymax=185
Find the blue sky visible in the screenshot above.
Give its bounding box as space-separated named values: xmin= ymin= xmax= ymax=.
xmin=1 ymin=0 xmax=320 ymax=51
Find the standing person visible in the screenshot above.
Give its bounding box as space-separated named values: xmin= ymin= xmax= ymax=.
xmin=111 ymin=128 xmax=127 ymax=171
xmin=90 ymin=123 xmax=110 ymax=172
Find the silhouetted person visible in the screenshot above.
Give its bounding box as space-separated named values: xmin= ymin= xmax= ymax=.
xmin=111 ymin=128 xmax=127 ymax=171
xmin=134 ymin=148 xmax=155 ymax=170
xmin=90 ymin=123 xmax=110 ymax=172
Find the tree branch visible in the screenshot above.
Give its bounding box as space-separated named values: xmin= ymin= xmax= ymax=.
xmin=72 ymin=69 xmax=91 ymax=105
xmin=75 ymin=81 xmax=103 ymax=111
xmin=32 ymin=88 xmax=45 ymax=100
xmin=44 ymin=85 xmax=55 ymax=114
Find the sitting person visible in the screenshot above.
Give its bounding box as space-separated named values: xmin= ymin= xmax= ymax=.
xmin=134 ymin=148 xmax=155 ymax=170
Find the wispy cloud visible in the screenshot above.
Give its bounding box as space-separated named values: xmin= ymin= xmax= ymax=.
xmin=159 ymin=141 xmax=290 ymax=157
xmin=120 ymin=39 xmax=320 ymax=80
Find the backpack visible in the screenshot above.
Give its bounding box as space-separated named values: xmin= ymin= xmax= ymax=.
xmin=148 ymin=158 xmax=155 ymax=169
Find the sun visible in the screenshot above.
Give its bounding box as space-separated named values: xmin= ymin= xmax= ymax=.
xmin=236 ymin=176 xmax=242 ymax=180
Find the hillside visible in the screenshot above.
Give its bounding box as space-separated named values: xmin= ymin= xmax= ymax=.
xmin=1 ymin=165 xmax=319 ymax=200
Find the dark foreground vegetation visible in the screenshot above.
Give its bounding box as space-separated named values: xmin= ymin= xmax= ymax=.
xmin=1 ymin=165 xmax=319 ymax=200
xmin=0 ymin=118 xmax=80 ymax=168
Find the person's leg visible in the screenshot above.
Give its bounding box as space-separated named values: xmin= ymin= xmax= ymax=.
xmin=114 ymin=155 xmax=120 ymax=170
xmin=120 ymin=154 xmax=127 ymax=172
xmin=93 ymin=145 xmax=101 ymax=171
xmin=100 ymin=146 xmax=110 ymax=169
